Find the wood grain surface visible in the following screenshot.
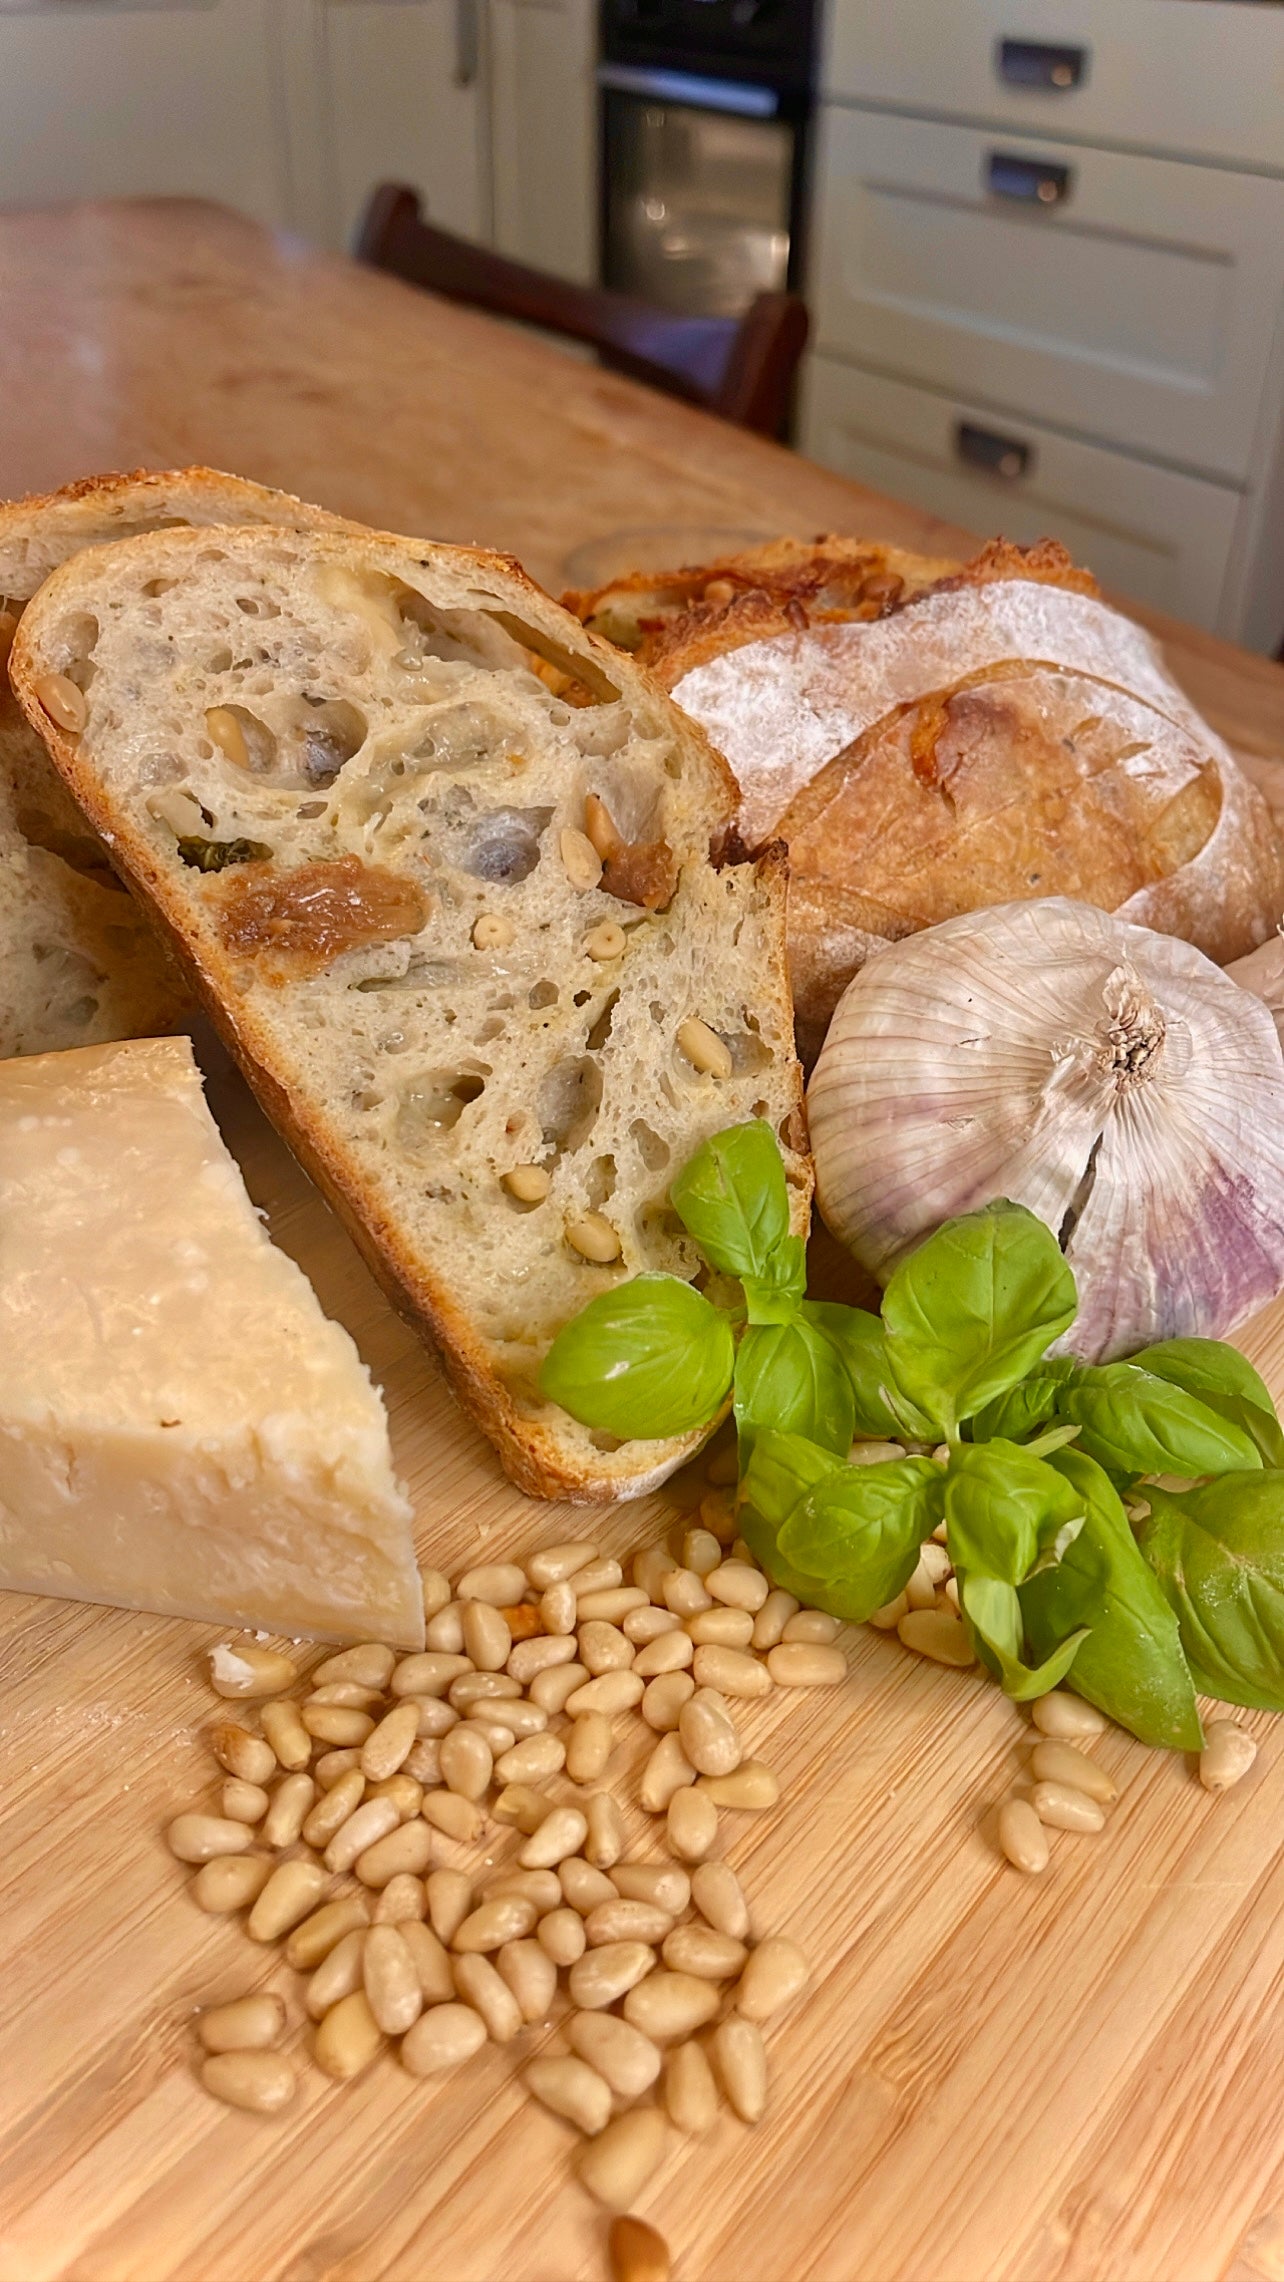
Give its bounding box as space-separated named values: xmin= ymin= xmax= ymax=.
xmin=5 ymin=198 xmax=1284 ymax=2282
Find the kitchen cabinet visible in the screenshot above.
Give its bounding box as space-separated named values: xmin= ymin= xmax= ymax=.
xmin=802 ymin=0 xmax=1284 ymax=649
xmin=307 ymin=0 xmax=489 ymax=251
xmin=0 ymin=0 xmax=289 ymax=223
xmin=488 ymin=0 xmax=596 ymax=282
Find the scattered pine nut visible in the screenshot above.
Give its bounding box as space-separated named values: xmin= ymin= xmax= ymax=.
xmin=1200 ymin=1720 xmax=1258 ymax=1792
xmin=314 ymin=1989 xmax=384 ymax=2080
xmin=201 ymin=2050 xmax=296 ymax=2113
xmin=711 ymin=2013 xmax=767 ymax=2122
xmin=1031 ymin=1780 xmax=1106 ymax=1834
xmin=663 ymin=2038 xmax=719 ymax=2134
xmin=1030 ymin=1739 xmax=1118 ymax=1803
xmin=191 ymin=1855 xmax=273 ymax=1914
xmin=576 ymin=2108 xmax=668 ymax=2210
xmin=997 ymin=1799 xmax=1050 ymax=1874
xmin=608 ymin=2216 xmax=671 ymax=2282
xmin=208 ymin=1643 xmax=298 ymax=1699
xmin=1030 ymin=1690 xmax=1107 ymax=1742
xmin=401 ymin=2002 xmax=488 ymax=2076
xmin=525 ymin=2054 xmax=613 ymax=2136
xmin=736 ymin=1935 xmax=811 ymax=2020
xmin=197 ymin=1993 xmax=287 ymax=2053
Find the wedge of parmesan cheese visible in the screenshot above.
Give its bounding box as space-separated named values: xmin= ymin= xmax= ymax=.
xmin=0 ymin=1035 xmax=424 ymax=1646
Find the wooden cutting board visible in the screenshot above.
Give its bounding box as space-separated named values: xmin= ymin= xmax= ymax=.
xmin=5 ymin=1033 xmax=1284 ymax=2282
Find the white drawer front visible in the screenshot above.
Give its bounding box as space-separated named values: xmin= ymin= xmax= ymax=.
xmin=824 ymin=0 xmax=1284 ymax=177
xmin=799 ymin=354 xmax=1241 ymax=631
xmin=809 ymin=106 xmax=1284 ymax=483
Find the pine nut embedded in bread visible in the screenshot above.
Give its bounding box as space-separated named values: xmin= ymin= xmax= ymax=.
xmin=520 ymin=1805 xmax=589 ymax=1868
xmin=200 ymin=2050 xmax=296 ymax=2114
xmin=1030 ymin=1739 xmax=1118 ymax=1802
xmin=1031 ymin=1689 xmax=1107 ymax=1741
xmin=168 ymin=1814 xmax=255 ymax=1864
xmin=997 ymin=1798 xmax=1051 ymax=1873
xmin=363 ymin=1923 xmax=425 ymax=2034
xmin=561 ymin=826 xmax=604 ymax=890
xmin=576 ymin=2108 xmax=669 ymax=2211
xmin=286 ymin=1892 xmax=371 ymax=1969
xmin=453 ymin=1952 xmax=523 ymax=2042
xmin=209 ymin=1721 xmax=277 ymax=1785
xmin=568 ymin=2009 xmax=663 ymax=2098
xmin=569 ymin=1941 xmax=657 ymax=2010
xmin=687 ymin=1867 xmax=749 ymax=1951
xmin=497 ymin=1936 xmax=558 ymax=2021
xmin=209 ymin=1643 xmax=299 ymax=1699
xmin=697 ymin=1760 xmax=778 ymax=1810
xmin=584 ymin=920 xmax=627 ymax=961
xmin=566 ymin=1212 xmax=622 ymax=1264
xmin=766 ymin=1642 xmax=845 ymax=1687
xmin=472 ymin=911 xmax=515 ymax=951
xmin=525 ymin=2053 xmax=613 ymax=2136
xmin=663 ymin=2038 xmax=719 ymax=2134
xmin=622 ymin=1970 xmax=720 ymax=2042
xmin=305 ymin=1928 xmax=368 ymax=2019
xmin=401 ymin=2001 xmax=489 ymax=2075
xmin=897 ymin=1608 xmax=976 ymax=1666
xmin=1031 ymin=1780 xmax=1107 ymax=1833
xmin=314 ymin=1989 xmax=384 ymax=2081
xmin=248 ymin=1858 xmax=327 ymax=1942
xmin=677 ymin=1017 xmax=733 ymax=1078
xmin=360 ymin=1701 xmax=420 ymax=1780
xmin=665 ymin=1785 xmax=718 ymax=1862
xmin=1200 ymin=1720 xmax=1258 ymax=1792
xmin=192 ymin=1855 xmax=274 ymax=1914
xmin=736 ymin=1934 xmax=811 ymax=2019
xmin=204 ymin=704 xmax=250 ymax=768
xmin=197 ymin=1993 xmax=287 ymax=2053
xmin=583 ymin=791 xmax=625 ymax=859
xmin=373 ymin=1873 xmax=428 ymax=1924
xmin=661 ymin=1924 xmax=747 ymax=1980
xmin=34 ymin=671 xmax=88 ymax=734
xmin=218 ymin=1778 xmax=269 ymax=1825
xmin=503 ymin=1162 xmax=550 ymax=1203
xmin=584 ymin=1789 xmax=626 ymax=1868
xmin=711 ymin=2013 xmax=768 ymax=2123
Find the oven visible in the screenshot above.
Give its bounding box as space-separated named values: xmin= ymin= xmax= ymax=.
xmin=598 ymin=0 xmax=818 ymax=320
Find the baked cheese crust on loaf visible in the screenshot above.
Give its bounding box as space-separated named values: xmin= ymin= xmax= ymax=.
xmin=0 ymin=1035 xmax=422 ymax=1645
xmin=0 ymin=468 xmax=358 ymax=1057
xmin=13 ymin=524 xmax=807 ymax=1501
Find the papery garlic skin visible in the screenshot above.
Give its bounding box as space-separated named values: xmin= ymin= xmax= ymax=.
xmin=808 ymin=898 xmax=1284 ymax=1361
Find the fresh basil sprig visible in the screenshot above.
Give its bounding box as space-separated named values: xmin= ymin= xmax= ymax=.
xmin=539 ymin=1117 xmax=1284 ymax=1749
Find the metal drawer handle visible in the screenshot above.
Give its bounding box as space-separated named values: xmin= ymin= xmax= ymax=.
xmin=955 ymin=422 xmax=1032 ymax=481
xmin=997 ymin=38 xmax=1087 ymax=91
xmin=986 ymin=151 xmax=1072 ymax=206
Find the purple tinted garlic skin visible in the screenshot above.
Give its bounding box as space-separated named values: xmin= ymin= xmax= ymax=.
xmin=808 ymin=898 xmax=1284 ymax=1360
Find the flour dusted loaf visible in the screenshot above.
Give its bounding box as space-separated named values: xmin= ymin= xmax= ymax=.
xmin=0 ymin=468 xmax=354 ymax=1056
xmin=569 ymin=537 xmax=1284 ymax=1058
xmin=13 ymin=523 xmax=806 ymax=1500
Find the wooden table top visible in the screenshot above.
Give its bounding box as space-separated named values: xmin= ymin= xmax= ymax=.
xmin=7 ymin=198 xmax=1284 ymax=2282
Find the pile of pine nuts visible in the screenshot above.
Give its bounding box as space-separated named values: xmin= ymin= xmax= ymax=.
xmin=171 ymin=1460 xmax=820 ymax=2237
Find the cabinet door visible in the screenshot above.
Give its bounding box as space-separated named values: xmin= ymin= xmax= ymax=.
xmin=0 ymin=0 xmax=287 ymax=223
xmin=488 ymin=0 xmax=595 ymax=283
xmin=319 ymin=0 xmax=486 ymax=251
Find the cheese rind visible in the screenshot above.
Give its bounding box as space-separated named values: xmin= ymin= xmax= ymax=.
xmin=0 ymin=1036 xmax=424 ymax=1647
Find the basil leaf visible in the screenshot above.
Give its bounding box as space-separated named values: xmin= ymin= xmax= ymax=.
xmin=734 ymin=1317 xmax=855 ymax=1459
xmin=776 ymin=1455 xmax=943 ymax=1621
xmin=800 ymin=1302 xmax=938 ymax=1441
xmin=945 ymin=1441 xmax=1084 ymax=1585
xmin=1020 ymin=1449 xmax=1203 ymax=1750
xmin=539 ymin=1274 xmax=733 ymax=1439
xmin=881 ymin=1201 xmax=1077 ymax=1437
xmin=1060 ymin=1364 xmax=1263 ymax=1480
xmin=669 ymin=1121 xmax=793 ymax=1285
xmin=1136 ymin=1474 xmax=1284 ymax=1712
xmin=738 ymin=1432 xmax=843 ymax=1602
xmin=1128 ymin=1338 xmax=1284 ymax=1469
xmin=741 ymin=1235 xmax=808 ymax=1327
xmin=960 ymin=1575 xmax=1089 ymax=1701
xmin=969 ymin=1359 xmax=1080 ymax=1445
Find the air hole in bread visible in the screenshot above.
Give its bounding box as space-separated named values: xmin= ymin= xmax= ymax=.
xmin=585 ymin=992 xmax=619 ymax=1052
xmin=529 ymin=980 xmax=559 ymax=1010
xmin=293 ymin=696 xmax=367 ymax=787
xmin=589 ymin=1430 xmax=625 ymax=1453
xmin=395 ymin=1067 xmax=488 ymax=1149
xmin=236 ymin=594 xmax=281 ymax=619
xmin=539 ymin=1056 xmax=602 ymax=1154
xmin=630 ymin=1119 xmax=670 ymax=1173
xmin=482 ymin=610 xmax=622 ymax=706
xmin=54 ymin=613 xmax=98 ymax=691
xmin=573 ymin=989 xmax=592 ymax=1008
xmin=586 ymin=1154 xmax=617 ymax=1208
xmin=725 ymin=1028 xmax=771 ymax=1075
xmin=459 ymin=805 xmax=552 ymax=885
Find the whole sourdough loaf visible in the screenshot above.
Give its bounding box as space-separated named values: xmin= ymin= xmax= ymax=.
xmin=0 ymin=468 xmax=356 ymax=1056
xmin=568 ymin=537 xmax=1284 ymax=1058
xmin=12 ymin=523 xmax=806 ymax=1500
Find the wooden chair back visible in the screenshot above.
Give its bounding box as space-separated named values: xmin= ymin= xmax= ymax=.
xmin=355 ymin=183 xmax=808 ymax=440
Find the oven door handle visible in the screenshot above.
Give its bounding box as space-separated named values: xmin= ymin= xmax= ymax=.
xmin=596 ymin=63 xmax=780 ymax=117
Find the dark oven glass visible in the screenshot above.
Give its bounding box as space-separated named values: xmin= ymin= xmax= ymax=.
xmin=603 ymin=88 xmax=795 ymax=318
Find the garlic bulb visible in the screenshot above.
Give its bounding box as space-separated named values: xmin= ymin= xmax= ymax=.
xmin=808 ymin=897 xmax=1284 ymax=1361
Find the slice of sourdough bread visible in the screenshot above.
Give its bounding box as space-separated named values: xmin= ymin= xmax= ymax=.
xmin=12 ymin=523 xmax=808 ymax=1500
xmin=0 ymin=468 xmax=355 ymax=1056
